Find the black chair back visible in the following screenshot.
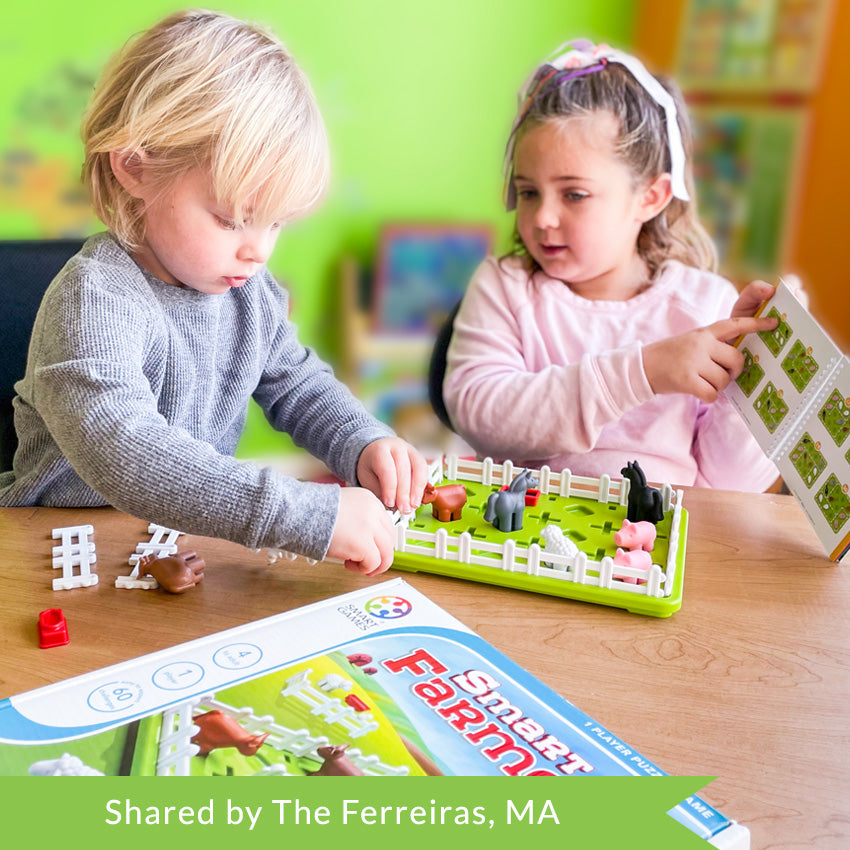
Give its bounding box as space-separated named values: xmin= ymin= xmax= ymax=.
xmin=0 ymin=238 xmax=86 ymax=471
xmin=427 ymin=300 xmax=462 ymax=431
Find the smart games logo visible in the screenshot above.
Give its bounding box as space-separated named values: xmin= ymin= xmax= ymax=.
xmin=364 ymin=595 xmax=413 ymax=620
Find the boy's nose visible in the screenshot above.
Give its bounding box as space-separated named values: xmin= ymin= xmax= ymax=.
xmin=237 ymin=232 xmax=273 ymax=265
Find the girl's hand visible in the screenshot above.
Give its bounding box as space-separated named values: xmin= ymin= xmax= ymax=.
xmin=730 ymin=280 xmax=776 ymax=319
xmin=642 ymin=314 xmax=778 ymax=403
xmin=326 ymin=487 xmax=395 ymax=576
xmin=356 ymin=437 xmax=429 ymax=515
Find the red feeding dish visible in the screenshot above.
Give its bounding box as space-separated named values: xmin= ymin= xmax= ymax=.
xmin=38 ymin=608 xmax=69 ymax=648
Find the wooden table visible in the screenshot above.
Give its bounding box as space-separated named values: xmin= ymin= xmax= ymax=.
xmin=0 ymin=488 xmax=847 ymax=847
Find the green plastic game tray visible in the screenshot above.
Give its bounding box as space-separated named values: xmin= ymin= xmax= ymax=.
xmin=390 ymin=458 xmax=687 ymax=618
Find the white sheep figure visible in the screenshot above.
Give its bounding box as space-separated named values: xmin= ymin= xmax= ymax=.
xmin=28 ymin=753 xmax=104 ymax=776
xmin=317 ymin=673 xmax=353 ymax=693
xmin=540 ymin=524 xmax=580 ymax=569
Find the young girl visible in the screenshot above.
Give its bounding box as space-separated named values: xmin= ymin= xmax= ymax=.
xmin=443 ymin=40 xmax=780 ymax=491
xmin=0 ymin=10 xmax=427 ymax=576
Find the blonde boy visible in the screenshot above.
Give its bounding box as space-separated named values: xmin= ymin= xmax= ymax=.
xmin=0 ymin=10 xmax=426 ymax=575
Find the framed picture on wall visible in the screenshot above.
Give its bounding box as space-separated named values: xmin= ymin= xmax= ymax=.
xmin=373 ymin=223 xmax=493 ymax=336
xmin=690 ymin=104 xmax=807 ymax=281
xmin=675 ymin=0 xmax=834 ymax=94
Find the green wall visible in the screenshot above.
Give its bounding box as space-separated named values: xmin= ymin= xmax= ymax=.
xmin=1 ymin=0 xmax=635 ymax=454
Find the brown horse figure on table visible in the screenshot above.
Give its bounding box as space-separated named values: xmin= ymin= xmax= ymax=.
xmin=620 ymin=460 xmax=664 ymax=525
xmin=484 ymin=468 xmax=537 ymax=533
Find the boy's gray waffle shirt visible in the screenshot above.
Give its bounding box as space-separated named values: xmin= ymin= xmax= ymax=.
xmin=0 ymin=232 xmax=392 ymax=559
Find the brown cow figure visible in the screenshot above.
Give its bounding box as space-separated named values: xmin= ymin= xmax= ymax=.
xmin=138 ymin=551 xmax=205 ymax=594
xmin=307 ymin=744 xmax=364 ymax=776
xmin=421 ymin=483 xmax=467 ymax=522
xmin=191 ymin=710 xmax=269 ymax=757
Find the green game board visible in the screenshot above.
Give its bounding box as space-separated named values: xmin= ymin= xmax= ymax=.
xmin=391 ymin=472 xmax=687 ymax=618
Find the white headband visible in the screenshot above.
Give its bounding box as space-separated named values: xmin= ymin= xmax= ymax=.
xmin=504 ymin=40 xmax=690 ymax=210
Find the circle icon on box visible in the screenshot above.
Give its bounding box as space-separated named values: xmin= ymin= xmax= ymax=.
xmin=213 ymin=643 xmax=263 ymax=670
xmin=364 ymin=595 xmax=413 ymax=619
xmin=87 ymin=681 xmax=143 ymax=713
xmin=152 ymin=662 xmax=205 ymax=691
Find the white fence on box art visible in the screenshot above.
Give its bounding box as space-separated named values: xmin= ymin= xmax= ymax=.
xmin=395 ymin=455 xmax=684 ymax=599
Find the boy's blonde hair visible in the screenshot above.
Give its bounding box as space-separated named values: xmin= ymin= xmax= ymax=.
xmin=507 ymin=60 xmax=717 ymax=278
xmin=83 ymin=9 xmax=329 ymax=248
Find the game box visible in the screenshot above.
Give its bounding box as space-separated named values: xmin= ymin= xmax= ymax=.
xmin=0 ymin=579 xmax=747 ymax=847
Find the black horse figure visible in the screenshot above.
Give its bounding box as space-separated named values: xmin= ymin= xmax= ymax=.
xmin=620 ymin=460 xmax=664 ymax=525
xmin=484 ymin=468 xmax=537 ymax=533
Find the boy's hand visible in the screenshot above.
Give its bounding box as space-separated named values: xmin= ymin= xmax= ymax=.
xmin=642 ymin=314 xmax=778 ymax=403
xmin=356 ymin=437 xmax=429 ymax=515
xmin=327 ymin=487 xmax=395 ymax=576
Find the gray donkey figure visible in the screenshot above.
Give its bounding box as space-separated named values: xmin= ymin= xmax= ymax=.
xmin=484 ymin=468 xmax=537 ymax=533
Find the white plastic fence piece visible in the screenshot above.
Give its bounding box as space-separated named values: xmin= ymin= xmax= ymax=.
xmin=599 ymin=556 xmax=614 ymax=588
xmin=620 ymin=477 xmax=631 ymax=506
xmin=501 ymin=459 xmax=514 ymax=486
xmin=435 ymin=527 xmax=448 ymax=559
xmin=526 ymin=542 xmax=541 ymax=576
xmin=280 ymin=670 xmax=379 ymax=739
xmin=646 ymin=564 xmax=664 ymax=597
xmin=445 ymin=454 xmax=458 ymax=481
xmin=597 ymin=474 xmax=610 ymax=503
xmin=157 ymin=698 xmax=202 ymax=776
xmin=428 ymin=456 xmax=444 ymax=484
xmin=502 ymin=539 xmax=516 ymax=572
xmin=116 ymin=524 xmax=184 ymax=589
xmin=481 ymin=456 xmax=494 ymax=486
xmin=395 ymin=523 xmax=407 ymax=552
xmin=458 ymin=531 xmax=472 ymax=564
xmin=538 ymin=465 xmax=551 ymax=495
xmin=254 ymin=764 xmax=290 ymax=776
xmin=662 ymin=483 xmax=673 ymax=513
xmin=560 ymin=469 xmax=572 ymax=497
xmin=51 ymin=525 xmax=98 ymax=590
xmin=573 ymin=551 xmax=587 ymax=584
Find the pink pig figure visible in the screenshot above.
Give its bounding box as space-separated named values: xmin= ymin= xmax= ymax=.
xmin=613 ymin=518 xmax=656 ymax=552
xmin=613 ymin=547 xmax=653 ymax=584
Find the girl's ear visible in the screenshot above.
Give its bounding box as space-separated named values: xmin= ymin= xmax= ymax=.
xmin=109 ymin=149 xmax=149 ymax=200
xmin=636 ymin=173 xmax=673 ymax=222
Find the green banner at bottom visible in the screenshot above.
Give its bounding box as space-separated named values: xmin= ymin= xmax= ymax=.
xmin=1 ymin=776 xmax=717 ymax=849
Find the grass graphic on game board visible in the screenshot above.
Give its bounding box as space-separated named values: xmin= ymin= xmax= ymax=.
xmin=405 ymin=477 xmax=673 ymax=568
xmin=789 ymin=432 xmax=827 ymax=488
xmin=815 ymin=474 xmax=850 ymax=532
xmin=781 ymin=339 xmax=819 ymax=393
xmin=759 ymin=307 xmax=793 ymax=357
xmin=736 ymin=347 xmax=765 ymax=396
xmin=754 ymin=381 xmax=789 ymax=433
xmin=818 ymin=389 xmax=850 ymax=447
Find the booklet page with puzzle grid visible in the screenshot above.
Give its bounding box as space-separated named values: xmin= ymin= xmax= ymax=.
xmin=726 ymin=280 xmax=849 ymax=561
xmin=0 ymin=580 xmax=747 ymax=847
